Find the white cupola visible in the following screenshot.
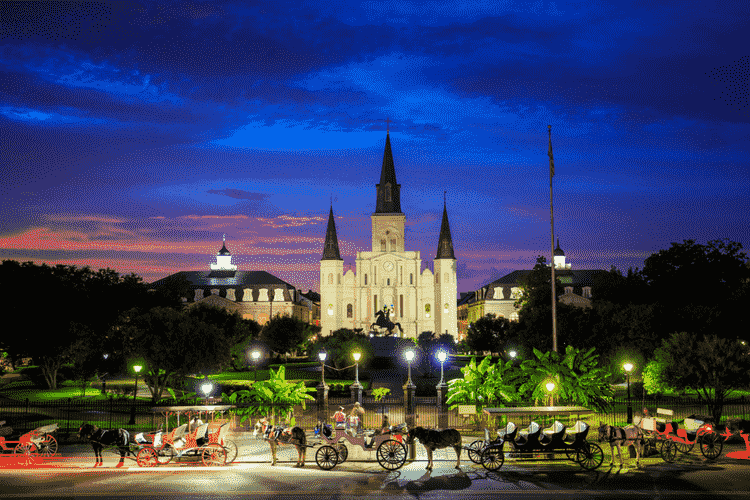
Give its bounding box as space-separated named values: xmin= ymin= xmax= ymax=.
xmin=210 ymin=234 xmax=237 ymax=271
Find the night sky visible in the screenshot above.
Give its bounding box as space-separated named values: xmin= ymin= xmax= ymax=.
xmin=2 ymin=1 xmax=748 ymax=296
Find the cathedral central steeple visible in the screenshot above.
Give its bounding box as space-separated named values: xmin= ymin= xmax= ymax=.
xmin=374 ymin=132 xmax=402 ymax=214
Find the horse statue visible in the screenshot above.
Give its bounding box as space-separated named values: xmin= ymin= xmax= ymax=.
xmin=370 ymin=308 xmax=403 ymax=336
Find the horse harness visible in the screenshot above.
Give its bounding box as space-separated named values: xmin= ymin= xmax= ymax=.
xmin=607 ymin=425 xmax=640 ymax=444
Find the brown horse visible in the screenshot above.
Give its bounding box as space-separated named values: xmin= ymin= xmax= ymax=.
xmin=78 ymin=423 xmax=134 ymax=467
xmin=406 ymin=426 xmax=462 ymax=470
xmin=259 ymin=418 xmax=307 ymax=467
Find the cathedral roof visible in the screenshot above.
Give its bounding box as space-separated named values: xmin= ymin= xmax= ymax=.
xmin=435 ymin=199 xmax=456 ymax=260
xmin=321 ymin=205 xmax=343 ymax=260
xmin=374 ymin=132 xmax=402 ymax=214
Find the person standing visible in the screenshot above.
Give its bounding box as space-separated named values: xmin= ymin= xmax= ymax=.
xmin=351 ymin=402 xmax=365 ymax=435
xmin=333 ymin=406 xmax=346 ymax=429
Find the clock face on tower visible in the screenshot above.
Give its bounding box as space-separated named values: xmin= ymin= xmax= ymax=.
xmin=383 ymin=261 xmax=394 ymax=272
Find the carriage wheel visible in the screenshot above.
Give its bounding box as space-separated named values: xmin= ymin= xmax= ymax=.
xmin=335 ymin=443 xmax=348 ymax=463
xmin=156 ymin=444 xmax=175 ymax=465
xmin=660 ymin=440 xmax=677 ymax=463
xmin=137 ymin=447 xmax=159 ymax=467
xmin=222 ymin=440 xmax=238 ymax=464
xmin=201 ymin=444 xmax=227 ymax=466
xmin=13 ymin=443 xmax=38 ymax=465
xmin=376 ymin=439 xmax=407 ymax=470
xmin=565 ymin=447 xmax=579 ymax=462
xmin=699 ymin=432 xmax=723 ymax=460
xmin=467 ymin=440 xmax=485 ymax=464
xmin=480 ymin=445 xmax=505 ymax=471
xmin=38 ymin=435 xmax=58 ymax=457
xmin=577 ymin=442 xmax=604 ymax=470
xmin=674 ymin=440 xmax=694 ymax=454
xmin=315 ymin=445 xmax=338 ymax=470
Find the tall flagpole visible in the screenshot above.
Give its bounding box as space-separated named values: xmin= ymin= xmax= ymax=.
xmin=548 ymin=125 xmax=557 ymax=353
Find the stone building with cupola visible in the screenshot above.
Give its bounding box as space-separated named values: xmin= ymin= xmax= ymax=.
xmin=464 ymin=239 xmax=605 ymax=331
xmin=149 ymin=236 xmax=315 ymax=325
xmin=319 ymin=131 xmax=458 ymax=339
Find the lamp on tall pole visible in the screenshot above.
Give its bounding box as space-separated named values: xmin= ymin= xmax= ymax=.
xmin=353 ymin=351 xmax=361 ymax=386
xmin=128 ymin=365 xmax=142 ymax=425
xmin=545 ymin=380 xmax=555 ymax=407
xmin=319 ymin=351 xmax=327 ymax=386
xmin=437 ymin=350 xmax=447 ymax=386
xmin=624 ymin=362 xmax=634 ymax=424
xmin=201 ymin=381 xmax=213 ymax=404
xmin=405 ymin=349 xmax=415 ymax=386
xmin=252 ymin=350 xmax=261 ymax=382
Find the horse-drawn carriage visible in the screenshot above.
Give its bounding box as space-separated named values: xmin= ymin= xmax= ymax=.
xmin=638 ymin=408 xmax=723 ymax=463
xmin=0 ymin=421 xmax=59 ymax=466
xmin=312 ymin=420 xmax=409 ymax=470
xmin=134 ymin=406 xmax=237 ymax=467
xmin=473 ymin=406 xmax=604 ymax=471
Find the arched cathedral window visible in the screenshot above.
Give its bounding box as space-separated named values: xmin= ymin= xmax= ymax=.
xmin=346 ymin=304 xmax=353 ymax=318
xmin=328 ymin=273 xmax=333 ymax=284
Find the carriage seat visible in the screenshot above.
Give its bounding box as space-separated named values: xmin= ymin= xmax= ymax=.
xmin=677 ymin=418 xmax=704 ymax=440
xmin=540 ymin=421 xmax=566 ymax=445
xmin=195 ymin=423 xmax=210 ymax=446
xmin=563 ymin=421 xmax=588 ymax=444
xmin=515 ymin=422 xmax=541 ymax=446
xmin=170 ymin=424 xmax=189 ymax=450
xmin=495 ymin=422 xmax=518 ymax=443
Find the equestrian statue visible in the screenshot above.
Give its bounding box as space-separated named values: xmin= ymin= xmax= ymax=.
xmin=370 ymin=306 xmax=403 ymax=336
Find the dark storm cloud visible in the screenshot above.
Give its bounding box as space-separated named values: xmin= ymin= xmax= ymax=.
xmin=205 ymin=189 xmax=269 ymax=200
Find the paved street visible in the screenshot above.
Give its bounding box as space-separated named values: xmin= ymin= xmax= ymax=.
xmin=2 ymin=433 xmax=750 ymax=500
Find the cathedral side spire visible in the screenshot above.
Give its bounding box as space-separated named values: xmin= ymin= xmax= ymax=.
xmin=435 ymin=197 xmax=456 ymax=259
xmin=374 ymin=132 xmax=402 ymax=214
xmin=322 ymin=205 xmax=343 ymax=260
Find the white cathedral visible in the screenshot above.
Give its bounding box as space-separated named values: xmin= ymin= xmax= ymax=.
xmin=319 ymin=132 xmax=458 ymax=339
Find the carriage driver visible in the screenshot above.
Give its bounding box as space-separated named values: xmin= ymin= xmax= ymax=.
xmin=351 ymin=402 xmax=365 ymax=435
xmin=333 ymin=406 xmax=347 ymax=429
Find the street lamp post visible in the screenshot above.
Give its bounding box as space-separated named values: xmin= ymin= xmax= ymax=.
xmin=545 ymin=381 xmax=555 ymax=407
xmin=317 ymin=351 xmax=328 ymax=424
xmin=101 ymin=354 xmax=109 ymax=395
xmin=319 ymin=351 xmax=327 ymax=386
xmin=437 ymin=351 xmax=447 ymax=386
xmin=624 ymin=362 xmax=634 ymax=424
xmin=201 ymin=381 xmax=213 ymax=405
xmin=405 ymin=349 xmax=415 ymax=386
xmin=252 ymin=350 xmax=261 ymax=382
xmin=351 ymin=351 xmax=362 ymax=403
xmin=128 ymin=365 xmax=142 ymax=425
xmin=436 ymin=350 xmax=448 ymax=429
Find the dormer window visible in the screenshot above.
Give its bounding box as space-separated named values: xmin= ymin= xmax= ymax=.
xmin=564 ymin=286 xmax=573 ymax=294
xmin=582 ymin=286 xmax=592 ymax=298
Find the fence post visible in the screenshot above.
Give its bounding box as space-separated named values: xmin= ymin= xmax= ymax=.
xmin=436 ymin=383 xmax=448 ymax=429
xmin=404 ymin=380 xmax=416 ymax=460
xmin=109 ymin=397 xmax=113 ymax=429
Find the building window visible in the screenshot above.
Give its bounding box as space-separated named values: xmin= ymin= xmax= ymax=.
xmin=365 ymin=274 xmax=368 ymax=285
xmin=582 ymin=287 xmax=592 ymax=298
xmin=390 ymin=238 xmax=396 ymax=250
xmin=425 ymin=303 xmax=431 ymax=318
xmin=387 ymin=278 xmax=390 ymax=286
xmin=565 ymin=286 xmax=573 ymax=294
xmin=347 ymin=304 xmax=353 ymax=318
xmin=400 ymin=267 xmax=403 ymax=284
xmin=381 ymin=239 xmax=386 ymax=251
xmin=385 ymin=183 xmax=392 ymax=202
xmin=374 ymin=266 xmax=377 ymax=284
xmin=400 ymin=295 xmax=404 ymax=318
xmin=338 ymin=274 xmax=341 ymax=285
xmin=410 ymin=273 xmax=413 ymax=285
xmin=328 ymin=273 xmax=333 ymax=285
xmin=374 ymin=295 xmax=378 ymax=316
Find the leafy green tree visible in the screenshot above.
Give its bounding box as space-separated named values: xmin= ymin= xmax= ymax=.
xmin=308 ymin=328 xmax=374 ymax=377
xmin=260 ymin=314 xmax=317 ymax=361
xmin=466 ymin=314 xmax=513 ymax=354
xmin=223 ymin=365 xmax=315 ymax=427
xmin=445 ymin=356 xmax=521 ymax=427
xmin=519 ymin=346 xmax=613 ymax=412
xmin=185 ymin=304 xmax=261 ymax=371
xmin=120 ymin=307 xmax=232 ymax=402
xmin=643 ymin=332 xmax=750 ymax=423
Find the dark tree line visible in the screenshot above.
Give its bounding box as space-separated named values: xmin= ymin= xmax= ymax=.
xmin=464 ymin=239 xmax=750 ymax=378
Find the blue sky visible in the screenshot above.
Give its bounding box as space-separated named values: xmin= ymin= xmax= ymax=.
xmin=1 ymin=0 xmax=748 ymax=295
